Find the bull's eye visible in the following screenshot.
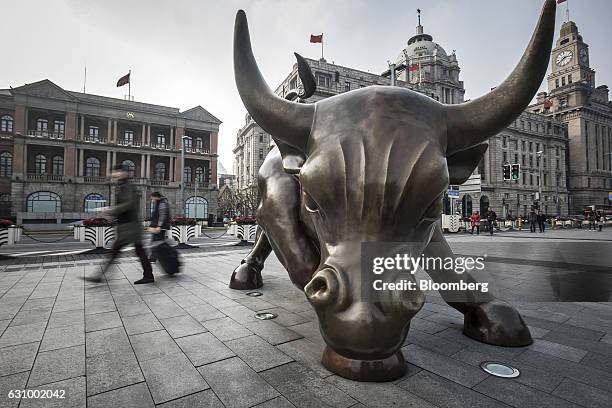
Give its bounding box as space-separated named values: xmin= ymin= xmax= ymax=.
xmin=303 ymin=191 xmax=320 ymax=214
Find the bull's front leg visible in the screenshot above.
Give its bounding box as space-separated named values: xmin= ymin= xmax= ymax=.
xmin=229 ymin=228 xmax=271 ymax=289
xmin=422 ymin=223 xmax=532 ymax=346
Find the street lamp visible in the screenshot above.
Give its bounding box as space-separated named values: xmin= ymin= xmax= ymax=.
xmin=536 ymin=150 xmax=543 ymax=210
xmin=181 ymin=135 xmax=189 ymax=216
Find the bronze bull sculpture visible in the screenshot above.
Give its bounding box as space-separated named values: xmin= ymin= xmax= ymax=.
xmin=230 ymin=0 xmax=556 ymax=381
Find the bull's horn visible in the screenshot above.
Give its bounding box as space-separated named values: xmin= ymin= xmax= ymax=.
xmin=234 ymin=10 xmax=314 ymax=152
xmin=445 ymin=0 xmax=556 ymax=155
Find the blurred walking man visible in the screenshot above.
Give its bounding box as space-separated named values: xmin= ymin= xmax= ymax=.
xmin=148 ymin=192 xmax=170 ymax=263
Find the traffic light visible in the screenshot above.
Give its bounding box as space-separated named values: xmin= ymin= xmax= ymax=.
xmin=511 ymin=164 xmax=520 ymax=180
xmin=503 ymin=164 xmax=511 ymax=181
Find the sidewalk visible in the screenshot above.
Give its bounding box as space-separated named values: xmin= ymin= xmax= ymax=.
xmin=0 ymin=243 xmax=611 ymax=407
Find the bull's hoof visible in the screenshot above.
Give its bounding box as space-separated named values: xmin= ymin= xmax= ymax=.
xmin=229 ymin=262 xmax=263 ymax=290
xmin=321 ymin=346 xmax=406 ymax=382
xmin=463 ymin=300 xmax=532 ymax=347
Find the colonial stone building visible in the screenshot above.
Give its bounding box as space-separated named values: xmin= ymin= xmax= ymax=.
xmin=233 ymin=113 xmax=271 ymax=191
xmin=529 ymin=20 xmax=612 ymax=213
xmin=0 ymin=79 xmax=221 ymax=226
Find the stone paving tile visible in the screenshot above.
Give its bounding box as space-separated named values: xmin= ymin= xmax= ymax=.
xmin=85 ymin=327 xmax=132 ymax=357
xmin=551 ymin=377 xmax=612 ymax=408
xmin=121 ymin=312 xmax=164 ymax=335
xmin=85 ymin=311 xmax=122 ymax=333
xmin=0 ymin=342 xmax=39 ymax=377
xmin=257 ymin=307 xmax=310 ymax=327
xmin=160 ymin=315 xmax=207 ymax=338
xmin=47 ymin=309 xmax=84 ymax=329
xmin=39 ymin=323 xmax=85 ymax=352
xmin=404 ymin=328 xmax=466 ymax=356
xmin=0 ymin=371 xmax=29 ymax=408
xmin=130 ymin=330 xmax=183 ymax=361
xmin=20 ymin=297 xmax=55 ymax=311
xmin=184 ymin=303 xmax=226 ymax=322
xmin=175 ymin=332 xmax=235 ymax=367
xmin=0 ymin=319 xmax=10 ymax=337
xmin=87 ymin=382 xmax=154 ymax=408
xmin=140 ymin=352 xmax=209 ymax=404
xmin=473 ymin=376 xmax=581 ymax=408
xmin=527 ymin=338 xmax=587 ymax=362
xmin=0 ymin=322 xmax=46 ymax=348
xmin=27 ymin=345 xmax=85 ymax=387
xmin=199 ymin=357 xmax=279 ymax=408
xmin=326 ymin=375 xmax=438 ymax=408
xmin=225 ymin=335 xmax=293 ymax=372
xmin=202 ymin=317 xmax=253 ymax=341
xmin=253 ymin=396 xmax=296 ymax=408
xmin=261 ymin=362 xmax=356 ymax=408
xmin=397 ymin=370 xmax=511 ymax=408
xmin=579 ymin=351 xmax=612 ymax=374
xmin=9 ymin=307 xmax=52 ymax=327
xmin=542 ymin=330 xmax=612 ymax=357
xmin=20 ymin=376 xmax=86 ymax=408
xmin=276 ymin=338 xmax=331 ymax=378
xmin=156 ymin=389 xmax=224 ymax=408
xmin=86 ymin=347 xmax=144 ymax=396
xmin=244 ymin=320 xmax=303 ymax=346
xmin=402 ymin=344 xmax=489 ymax=388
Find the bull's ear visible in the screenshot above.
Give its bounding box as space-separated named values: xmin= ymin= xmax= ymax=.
xmin=276 ymin=142 xmax=306 ymax=174
xmin=446 ymin=143 xmax=488 ymax=185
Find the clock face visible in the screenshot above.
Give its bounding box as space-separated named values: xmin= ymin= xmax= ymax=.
xmin=579 ymin=48 xmax=588 ymax=64
xmin=556 ymin=50 xmax=573 ymax=67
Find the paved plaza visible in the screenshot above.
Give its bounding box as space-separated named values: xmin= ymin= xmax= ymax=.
xmin=0 ymin=230 xmax=611 ymax=408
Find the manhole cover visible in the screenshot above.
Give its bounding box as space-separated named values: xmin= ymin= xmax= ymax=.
xmin=480 ymin=361 xmax=520 ymax=378
xmin=246 ymin=291 xmax=263 ymax=297
xmin=254 ymin=312 xmax=277 ymax=320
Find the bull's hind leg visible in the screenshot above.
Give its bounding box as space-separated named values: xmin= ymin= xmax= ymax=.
xmin=422 ymin=223 xmax=532 ymax=346
xmin=229 ymin=229 xmax=271 ymax=289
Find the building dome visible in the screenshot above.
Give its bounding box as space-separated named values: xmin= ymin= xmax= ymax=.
xmin=395 ymin=25 xmax=448 ymax=65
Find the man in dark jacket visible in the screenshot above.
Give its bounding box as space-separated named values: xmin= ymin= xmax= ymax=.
xmin=537 ymin=210 xmax=546 ymax=233
xmin=85 ymin=164 xmax=153 ymax=284
xmin=487 ymin=210 xmax=497 ymax=236
xmin=148 ymin=192 xmax=170 ymax=262
xmin=528 ymin=209 xmax=538 ymax=233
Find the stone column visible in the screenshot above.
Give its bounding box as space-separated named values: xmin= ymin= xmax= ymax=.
xmin=107 ymin=119 xmax=112 ymax=142
xmin=65 ymin=112 xmax=77 ymax=140
xmin=12 ymin=143 xmax=25 ymax=178
xmin=113 ymin=120 xmax=118 ymax=143
xmin=78 ymin=149 xmax=84 ymax=176
xmin=169 ymin=127 xmax=174 ymax=148
xmin=145 ymin=154 xmax=151 ymax=179
xmin=112 ymin=151 xmax=117 ymax=166
xmin=13 ymin=105 xmax=26 ymax=134
xmin=169 ymin=157 xmax=174 ymax=181
xmin=64 ymin=147 xmax=76 ymax=177
xmin=141 ymin=123 xmax=146 ymax=146
xmin=79 ymin=115 xmax=85 ymax=139
xmin=140 ymin=154 xmax=146 ymax=178
xmin=147 ymin=125 xmax=151 ymax=146
xmin=106 ymin=151 xmax=111 ymax=177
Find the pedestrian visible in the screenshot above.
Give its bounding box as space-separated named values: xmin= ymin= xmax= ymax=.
xmin=148 ymin=192 xmax=171 ymax=262
xmin=597 ymin=212 xmax=605 ymax=232
xmin=528 ymin=209 xmax=537 ymax=233
xmin=487 ymin=210 xmax=497 ymax=236
xmin=470 ymin=211 xmax=480 ymax=235
xmin=589 ymin=214 xmax=596 ymax=231
xmin=537 ymin=210 xmax=546 ymax=233
xmin=84 ymin=164 xmax=153 ymax=284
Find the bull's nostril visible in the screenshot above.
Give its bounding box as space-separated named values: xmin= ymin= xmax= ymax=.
xmin=304 ymin=269 xmax=337 ymax=306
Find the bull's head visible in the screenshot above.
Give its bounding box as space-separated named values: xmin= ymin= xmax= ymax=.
xmin=234 ymin=1 xmax=556 ymax=363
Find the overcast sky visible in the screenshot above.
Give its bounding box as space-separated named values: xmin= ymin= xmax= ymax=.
xmin=2 ymin=0 xmax=611 ymax=172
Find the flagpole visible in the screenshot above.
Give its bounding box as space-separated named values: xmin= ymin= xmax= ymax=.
xmin=83 ymin=64 xmax=87 ymax=93
xmin=321 ymin=33 xmax=324 ymax=60
xmin=566 ymin=0 xmax=570 ymax=22
xmin=128 ymin=70 xmax=131 ymax=100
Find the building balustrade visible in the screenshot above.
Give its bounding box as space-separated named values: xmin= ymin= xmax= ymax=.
xmin=27 ymin=173 xmax=65 ymax=182
xmin=81 ymin=136 xmax=108 ymax=144
xmin=116 ymin=139 xmax=142 ymax=147
xmin=26 ymin=130 xmax=65 ymax=140
xmin=184 ymin=147 xmax=211 ymax=154
xmin=83 ymin=176 xmax=109 ymax=184
xmin=184 ymin=181 xmax=210 ymax=189
xmin=151 ymin=143 xmax=171 ymax=150
xmin=151 ymin=179 xmax=170 ymax=186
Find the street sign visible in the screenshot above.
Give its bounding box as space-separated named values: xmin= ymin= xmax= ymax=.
xmin=448 ymin=191 xmax=460 ymax=198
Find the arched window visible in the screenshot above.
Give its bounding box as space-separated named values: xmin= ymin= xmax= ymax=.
xmin=183 ymin=166 xmax=192 ymax=182
xmin=84 ymin=193 xmax=107 ymax=213
xmin=184 ymin=136 xmax=192 ymax=150
xmin=0 ymin=152 xmax=12 ymax=177
xmin=35 ymin=154 xmax=47 ymax=175
xmin=0 ymin=115 xmax=13 ymax=133
xmin=52 ymin=156 xmax=64 ymax=175
xmin=154 ymin=162 xmax=166 ymax=180
xmin=195 ymin=166 xmax=204 ymax=183
xmin=185 ymin=196 xmax=208 ymax=219
xmin=0 ymin=193 xmax=11 ymax=216
xmin=86 ymin=157 xmax=101 ymax=177
xmin=27 ymin=191 xmax=61 ymax=213
xmin=156 ymin=133 xmax=165 ymax=147
xmin=122 ymin=160 xmax=136 ymax=178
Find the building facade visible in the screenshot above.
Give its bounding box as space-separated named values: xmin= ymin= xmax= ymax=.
xmin=529 ymin=20 xmax=612 ymax=213
xmin=0 ymin=79 xmax=221 ymax=226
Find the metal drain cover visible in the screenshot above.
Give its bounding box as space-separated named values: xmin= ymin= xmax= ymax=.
xmin=254 ymin=312 xmax=277 ymax=320
xmin=246 ymin=291 xmax=263 ymax=297
xmin=480 ymin=361 xmax=520 ymax=378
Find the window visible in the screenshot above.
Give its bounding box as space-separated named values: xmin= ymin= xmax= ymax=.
xmin=36 ymin=119 xmax=48 ymax=134
xmin=124 ymin=130 xmax=134 ymax=144
xmin=85 ymin=157 xmax=101 ymax=177
xmin=0 ymin=152 xmax=12 ymax=177
xmin=27 ymin=191 xmax=61 ymax=213
xmin=54 ymin=120 xmax=65 ymax=135
xmin=259 ymin=149 xmax=264 ymax=160
xmin=555 ymin=79 xmax=559 ymax=88
xmin=184 ymin=137 xmax=192 ymax=150
xmin=317 ymin=74 xmax=331 ymax=88
xmin=522 ymin=154 xmax=526 ymax=166
xmin=502 ymin=137 xmax=507 ymax=148
xmin=184 ymin=165 xmax=192 ymax=182
xmin=503 ymin=152 xmax=507 ymax=164
xmin=196 ymin=138 xmax=203 ymax=151
xmin=568 ymin=74 xmax=572 ymax=84
xmin=52 ymin=156 xmax=63 ymax=175
xmin=88 ymin=126 xmax=99 ymax=140
xmin=0 ymin=193 xmax=10 ymax=216
xmin=529 ymin=156 xmax=533 ymax=167
xmin=345 ymin=82 xmax=351 ymax=92
xmin=530 ymin=174 xmax=533 ymax=185
xmin=84 ymin=193 xmax=107 ymax=213
xmin=514 ymin=153 xmax=519 ymax=163
xmin=529 ymin=142 xmax=533 ymax=152
xmin=35 ymin=154 xmax=47 ymax=174
xmin=0 ymin=115 xmax=13 ymax=133
xmin=154 ymin=162 xmax=166 ymax=180
xmin=185 ymin=196 xmax=208 ymax=219
xmin=156 ymin=133 xmax=166 ymax=146
xmin=122 ymin=160 xmax=135 ymax=178
xmin=259 ymin=134 xmax=264 ymax=143
xmin=521 ymin=141 xmax=526 ymax=151
xmin=556 ymin=159 xmax=560 ymax=170
xmin=561 ymin=77 xmax=566 ymax=86
xmin=195 ymin=166 xmax=204 ymax=183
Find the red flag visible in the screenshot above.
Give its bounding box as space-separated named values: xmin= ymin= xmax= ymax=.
xmin=543 ymin=99 xmax=553 ymax=108
xmin=409 ymin=63 xmax=420 ymax=72
xmin=310 ymin=34 xmax=323 ymax=43
xmin=116 ymin=72 xmax=130 ymax=87
xmin=557 ymin=0 xmax=567 ymax=4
